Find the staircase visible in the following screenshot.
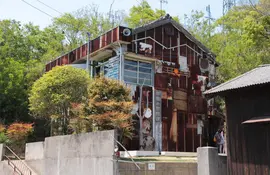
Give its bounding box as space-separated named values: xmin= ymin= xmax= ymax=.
xmin=3 ymin=145 xmax=37 ymax=175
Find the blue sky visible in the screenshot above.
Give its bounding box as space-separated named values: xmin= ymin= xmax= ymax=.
xmin=0 ymin=0 xmax=223 ymax=28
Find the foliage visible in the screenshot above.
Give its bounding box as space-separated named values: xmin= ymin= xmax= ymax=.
xmin=53 ymin=4 xmax=125 ymax=50
xmin=125 ymin=0 xmax=179 ymax=28
xmin=6 ymin=123 xmax=33 ymax=142
xmin=184 ymin=10 xmax=214 ymax=46
xmin=29 ymin=66 xmax=91 ymax=135
xmin=0 ymin=124 xmax=8 ymax=144
xmin=0 ymin=133 xmax=9 ymax=144
xmin=184 ymin=2 xmax=270 ymax=83
xmin=0 ymin=20 xmax=63 ymax=124
xmin=69 ymin=103 xmax=92 ymax=134
xmin=69 ymin=77 xmax=134 ymax=139
xmin=6 ymin=122 xmax=33 ymax=153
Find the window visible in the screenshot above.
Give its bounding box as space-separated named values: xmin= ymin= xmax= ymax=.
xmin=124 ymin=59 xmax=153 ymax=86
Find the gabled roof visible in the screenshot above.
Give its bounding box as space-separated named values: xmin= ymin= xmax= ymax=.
xmin=133 ymin=14 xmax=216 ymax=60
xmin=204 ymin=64 xmax=270 ymax=95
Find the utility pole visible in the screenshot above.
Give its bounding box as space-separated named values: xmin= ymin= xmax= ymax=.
xmin=86 ymin=32 xmax=91 ymax=76
xmin=160 ymin=0 xmax=168 ymax=16
xmin=223 ymin=0 xmax=236 ymax=16
xmin=205 ymin=5 xmax=215 ymax=38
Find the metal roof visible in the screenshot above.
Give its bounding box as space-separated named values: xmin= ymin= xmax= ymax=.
xmin=204 ymin=64 xmax=270 ymax=95
xmin=242 ymin=116 xmax=270 ymax=124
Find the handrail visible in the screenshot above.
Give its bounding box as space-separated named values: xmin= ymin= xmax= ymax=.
xmin=4 ymin=145 xmax=33 ymax=175
xmin=109 ymin=133 xmax=141 ymax=170
xmin=4 ymin=155 xmax=24 ymax=175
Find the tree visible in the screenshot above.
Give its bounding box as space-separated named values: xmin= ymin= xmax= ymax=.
xmin=69 ymin=76 xmax=134 ymax=141
xmin=0 ymin=20 xmax=64 ymax=124
xmin=184 ymin=10 xmax=214 ymax=46
xmin=29 ymin=66 xmax=91 ymax=135
xmin=183 ymin=5 xmax=269 ymax=83
xmin=53 ymin=4 xmax=125 ymax=50
xmin=125 ymin=0 xmax=180 ymax=28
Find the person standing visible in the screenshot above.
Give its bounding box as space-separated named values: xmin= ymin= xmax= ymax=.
xmin=214 ymin=127 xmax=225 ymax=153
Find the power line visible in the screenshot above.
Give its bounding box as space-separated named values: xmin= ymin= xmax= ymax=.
xmin=20 ymin=0 xmax=54 ymax=18
xmin=36 ymin=0 xmax=63 ymax=15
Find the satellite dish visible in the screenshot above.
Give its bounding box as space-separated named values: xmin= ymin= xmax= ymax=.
xmin=200 ymin=58 xmax=210 ymax=72
xmin=144 ymin=108 xmax=152 ymax=118
xmin=123 ymin=28 xmax=131 ymax=36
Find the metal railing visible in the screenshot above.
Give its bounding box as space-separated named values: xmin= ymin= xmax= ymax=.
xmin=4 ymin=145 xmax=33 ymax=175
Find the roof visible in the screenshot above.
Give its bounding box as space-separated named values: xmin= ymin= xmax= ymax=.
xmin=204 ymin=64 xmax=270 ymax=95
xmin=242 ymin=116 xmax=270 ymax=124
xmin=133 ymin=14 xmax=216 ymax=61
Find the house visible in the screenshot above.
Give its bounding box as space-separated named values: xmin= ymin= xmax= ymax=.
xmin=45 ymin=14 xmax=219 ymax=152
xmin=204 ymin=64 xmax=270 ymax=174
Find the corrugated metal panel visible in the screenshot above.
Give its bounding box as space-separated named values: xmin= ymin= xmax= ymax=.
xmin=205 ymin=64 xmax=270 ymax=95
xmin=242 ymin=116 xmax=270 ymax=124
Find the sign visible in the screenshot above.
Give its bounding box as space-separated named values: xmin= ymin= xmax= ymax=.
xmin=197 ymin=119 xmax=204 ymax=135
xmin=179 ymin=56 xmax=188 ymax=72
xmin=148 ymin=163 xmax=155 ymax=170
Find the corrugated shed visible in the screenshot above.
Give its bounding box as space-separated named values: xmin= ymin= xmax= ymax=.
xmin=204 ymin=64 xmax=270 ymax=95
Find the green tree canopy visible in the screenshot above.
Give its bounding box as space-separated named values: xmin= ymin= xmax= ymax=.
xmin=184 ymin=1 xmax=270 ymax=83
xmin=125 ymin=0 xmax=179 ymax=28
xmin=0 ymin=20 xmax=63 ymax=123
xmin=52 ymin=4 xmax=125 ymax=50
xmin=29 ymin=66 xmax=91 ymax=134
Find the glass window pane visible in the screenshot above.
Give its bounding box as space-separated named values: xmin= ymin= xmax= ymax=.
xmin=125 ymin=60 xmax=137 ymax=66
xmin=139 ymin=62 xmax=151 ymax=68
xmin=139 ymin=67 xmax=152 ymax=73
xmin=124 ymin=76 xmax=137 ymax=83
xmin=124 ymin=70 xmax=137 ymax=78
xmin=139 ymin=78 xmax=151 ymax=85
xmin=139 ymin=73 xmax=151 ymax=80
xmin=124 ymin=64 xmax=137 ymax=71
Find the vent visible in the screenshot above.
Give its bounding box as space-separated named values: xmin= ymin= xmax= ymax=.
xmin=199 ymin=58 xmax=209 ymax=72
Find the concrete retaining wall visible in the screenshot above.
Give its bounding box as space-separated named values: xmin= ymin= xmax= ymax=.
xmin=197 ymin=147 xmax=227 ymax=175
xmin=0 ymin=161 xmax=14 ymax=175
xmin=25 ymin=130 xmax=116 ymax=175
xmin=25 ymin=142 xmax=44 ymax=160
xmin=118 ymin=161 xmax=197 ymax=175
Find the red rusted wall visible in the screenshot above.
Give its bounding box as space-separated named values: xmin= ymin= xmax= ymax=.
xmin=45 ymin=26 xmax=132 ymax=72
xmin=133 ymin=23 xmax=209 ymax=152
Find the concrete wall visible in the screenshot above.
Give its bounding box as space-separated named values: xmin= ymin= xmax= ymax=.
xmin=197 ymin=147 xmax=227 ymax=175
xmin=25 ymin=142 xmax=44 ymax=160
xmin=0 ymin=144 xmax=5 ymax=161
xmin=118 ymin=161 xmax=197 ymax=175
xmin=0 ymin=161 xmax=14 ymax=175
xmin=25 ymin=130 xmax=116 ymax=175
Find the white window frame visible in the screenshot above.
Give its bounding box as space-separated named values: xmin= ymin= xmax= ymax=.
xmin=123 ymin=58 xmax=154 ymax=87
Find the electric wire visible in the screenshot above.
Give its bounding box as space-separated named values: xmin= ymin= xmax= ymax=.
xmin=20 ymin=0 xmax=54 ymax=18
xmin=36 ymin=0 xmax=63 ymax=15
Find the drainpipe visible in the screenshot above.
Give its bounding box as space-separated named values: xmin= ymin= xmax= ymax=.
xmin=118 ymin=42 xmax=123 ymax=82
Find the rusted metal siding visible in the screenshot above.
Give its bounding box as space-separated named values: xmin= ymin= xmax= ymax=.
xmin=45 ymin=26 xmax=132 ymax=71
xmin=188 ymin=96 xmax=207 ymax=114
xmin=225 ymin=85 xmax=270 ymax=175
